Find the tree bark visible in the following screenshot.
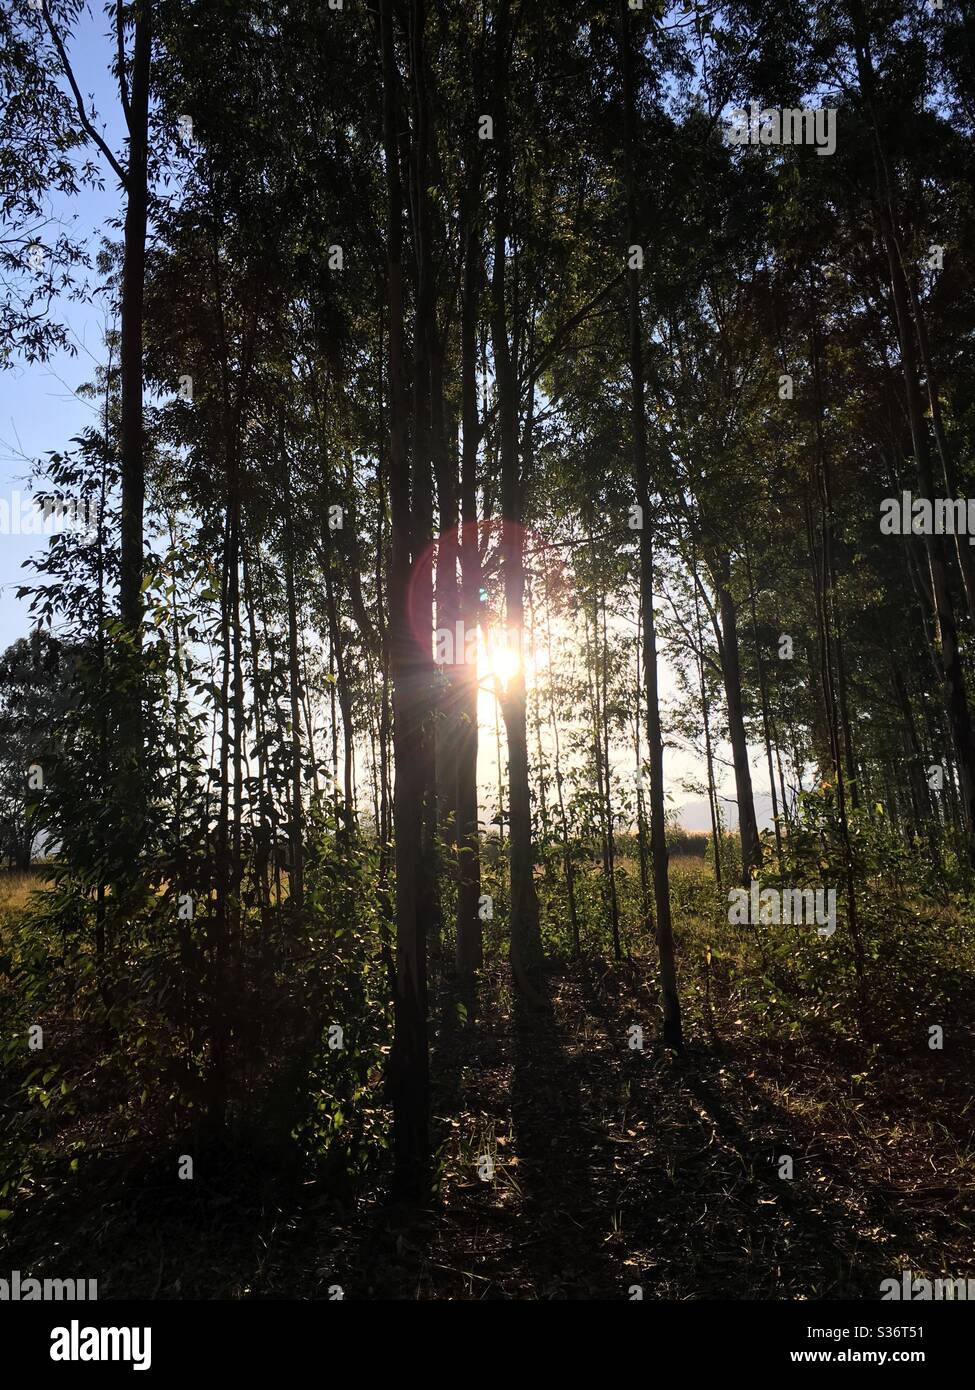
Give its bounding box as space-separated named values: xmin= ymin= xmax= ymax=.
xmin=116 ymin=0 xmax=151 ymax=863
xmin=282 ymin=441 xmax=305 ymax=912
xmin=491 ymin=0 xmax=544 ymax=991
xmin=382 ymin=0 xmax=429 ymax=1197
xmin=455 ymin=206 xmax=483 ymax=988
xmin=712 ymin=562 xmax=761 ymax=881
xmin=622 ymin=11 xmax=682 ymax=1048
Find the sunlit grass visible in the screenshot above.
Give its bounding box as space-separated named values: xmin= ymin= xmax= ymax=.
xmin=0 ymin=870 xmax=46 ymax=916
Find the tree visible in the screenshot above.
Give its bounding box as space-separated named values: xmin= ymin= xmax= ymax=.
xmin=0 ymin=634 xmax=71 ymax=869
xmin=622 ymin=7 xmax=682 ymax=1050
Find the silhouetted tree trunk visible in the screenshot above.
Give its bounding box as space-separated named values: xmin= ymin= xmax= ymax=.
xmin=455 ymin=205 xmax=483 ymax=991
xmin=282 ymin=440 xmax=305 ymax=912
xmin=744 ymin=547 xmax=782 ymax=864
xmin=545 ymin=570 xmax=580 ymax=957
xmin=492 ymin=0 xmax=543 ymax=991
xmin=383 ymin=0 xmax=428 ymax=1196
xmin=692 ymin=565 xmax=722 ymax=888
xmin=408 ymin=0 xmax=441 ymax=967
xmin=117 ymin=0 xmax=150 ymax=726
xmin=622 ymin=11 xmax=682 ymax=1049
xmin=712 ymin=558 xmax=761 ymax=881
xmin=634 ymin=591 xmax=653 ymax=918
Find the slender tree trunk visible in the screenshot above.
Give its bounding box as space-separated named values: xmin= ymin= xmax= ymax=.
xmin=455 ymin=206 xmax=483 ymax=989
xmin=241 ymin=553 xmax=272 ymax=930
xmin=585 ymin=582 xmax=621 ymax=961
xmin=908 ymin=271 xmax=975 ymax=627
xmin=744 ymin=548 xmax=782 ymax=864
xmin=409 ymin=0 xmax=441 ymax=969
xmin=95 ymin=378 xmax=113 ymax=1012
xmin=712 ymin=563 xmax=761 ymax=881
xmin=622 ymin=11 xmax=682 ymax=1048
xmin=282 ymin=443 xmax=305 ymax=912
xmin=209 ymin=490 xmax=236 ymax=1125
xmin=692 ymin=567 xmax=722 ymax=888
xmin=382 ymin=0 xmax=429 ymax=1197
xmin=324 ymin=558 xmax=355 ymax=826
xmin=634 ymin=590 xmax=652 ymax=919
xmin=804 ymin=488 xmax=866 ymax=1021
xmin=492 ymin=0 xmax=543 ymax=990
xmin=375 ymin=391 xmax=393 ymax=860
xmin=600 ymin=590 xmax=623 ymax=959
xmin=117 ymin=1 xmax=152 ymax=845
xmin=890 ymin=661 xmax=934 ymax=828
xmin=299 ymin=632 xmax=321 ymax=800
xmin=545 ymin=571 xmax=580 ymax=957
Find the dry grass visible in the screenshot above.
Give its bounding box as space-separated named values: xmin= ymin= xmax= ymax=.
xmin=0 ymin=870 xmax=44 ymax=916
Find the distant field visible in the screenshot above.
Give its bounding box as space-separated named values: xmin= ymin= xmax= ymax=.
xmin=0 ymin=869 xmax=47 ymax=915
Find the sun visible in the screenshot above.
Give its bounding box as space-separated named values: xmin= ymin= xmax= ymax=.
xmin=476 ymin=628 xmax=524 ymax=692
xmin=490 ymin=645 xmax=520 ymax=691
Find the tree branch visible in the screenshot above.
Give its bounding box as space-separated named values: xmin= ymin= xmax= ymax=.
xmin=42 ymin=0 xmax=129 ymax=189
xmin=520 ymin=272 xmax=624 ymax=391
xmin=116 ymin=0 xmax=132 ymax=132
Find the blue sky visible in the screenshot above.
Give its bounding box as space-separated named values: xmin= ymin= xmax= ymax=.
xmin=0 ymin=3 xmax=124 ymax=650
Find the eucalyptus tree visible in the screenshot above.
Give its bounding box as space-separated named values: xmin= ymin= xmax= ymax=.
xmin=35 ymin=0 xmax=154 ymax=841
xmin=620 ymin=2 xmax=686 ymax=1044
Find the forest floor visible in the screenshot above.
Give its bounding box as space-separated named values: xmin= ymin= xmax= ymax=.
xmin=4 ymin=867 xmax=973 ymax=1300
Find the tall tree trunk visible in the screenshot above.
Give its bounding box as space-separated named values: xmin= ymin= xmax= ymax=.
xmin=804 ymin=487 xmax=866 ymax=1019
xmin=692 ymin=565 xmax=722 ymax=888
xmin=601 ymin=589 xmax=623 ymax=959
xmin=622 ymin=11 xmax=682 ymax=1049
xmin=455 ymin=202 xmax=483 ymax=990
xmin=282 ymin=443 xmax=305 ymax=913
xmin=545 ymin=570 xmax=581 ymax=957
xmin=409 ymin=0 xmax=441 ymax=968
xmin=324 ymin=558 xmax=355 ymax=827
xmin=209 ymin=491 xmax=237 ymax=1125
xmin=905 ymin=268 xmax=975 ymax=628
xmin=744 ymin=547 xmax=782 ymax=864
xmin=382 ymin=0 xmax=428 ymax=1197
xmin=491 ymin=0 xmax=543 ymax=990
xmin=712 ymin=561 xmax=761 ymax=881
xmin=891 ymin=660 xmax=934 ymax=829
xmin=241 ymin=552 xmax=273 ymax=932
xmin=634 ymin=589 xmax=653 ymax=917
xmin=586 ymin=581 xmax=622 ymax=962
xmin=117 ymin=0 xmax=151 ymax=862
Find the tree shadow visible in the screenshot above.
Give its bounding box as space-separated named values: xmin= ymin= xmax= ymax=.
xmin=502 ymin=965 xmax=625 ymax=1298
xmin=580 ymin=967 xmax=961 ymax=1298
